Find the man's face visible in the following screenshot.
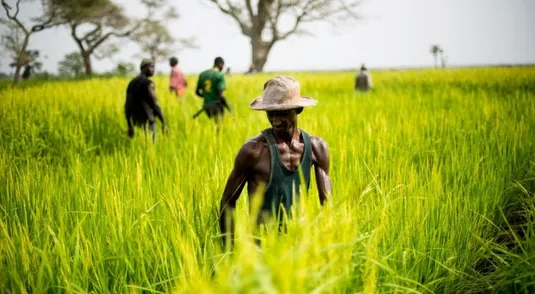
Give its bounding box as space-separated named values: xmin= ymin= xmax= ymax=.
xmin=143 ymin=64 xmax=155 ymax=77
xmin=267 ymin=109 xmax=298 ymax=135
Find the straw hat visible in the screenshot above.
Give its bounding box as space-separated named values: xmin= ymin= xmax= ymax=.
xmin=250 ymin=76 xmax=317 ymax=111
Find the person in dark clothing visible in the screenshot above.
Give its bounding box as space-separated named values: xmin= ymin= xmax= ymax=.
xmin=355 ymin=64 xmax=373 ymax=92
xmin=125 ymin=59 xmax=167 ymax=142
xmin=218 ymin=76 xmax=332 ymax=244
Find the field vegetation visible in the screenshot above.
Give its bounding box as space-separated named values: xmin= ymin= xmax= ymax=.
xmin=0 ymin=68 xmax=534 ymax=293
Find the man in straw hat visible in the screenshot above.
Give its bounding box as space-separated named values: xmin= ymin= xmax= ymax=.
xmin=218 ymin=76 xmax=332 ymax=243
xmin=125 ymin=58 xmax=167 ymax=142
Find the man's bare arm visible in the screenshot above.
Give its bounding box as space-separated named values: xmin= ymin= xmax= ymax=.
xmin=312 ymin=137 xmax=332 ymax=205
xmin=219 ymin=143 xmax=257 ymax=239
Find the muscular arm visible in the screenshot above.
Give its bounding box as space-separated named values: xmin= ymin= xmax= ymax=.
xmin=219 ymin=142 xmax=257 ymax=241
xmin=311 ymin=137 xmax=332 ymax=205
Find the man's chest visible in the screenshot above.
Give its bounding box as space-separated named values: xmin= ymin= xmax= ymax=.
xmin=251 ymin=142 xmax=305 ymax=177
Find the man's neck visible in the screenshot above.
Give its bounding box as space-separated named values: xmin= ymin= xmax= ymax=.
xmin=272 ymin=126 xmax=299 ymax=144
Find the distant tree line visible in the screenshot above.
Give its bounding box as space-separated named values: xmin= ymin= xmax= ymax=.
xmin=2 ymin=1 xmax=448 ymax=87
xmin=0 ymin=0 xmax=194 ymax=86
xmin=1 ymin=0 xmax=369 ymax=87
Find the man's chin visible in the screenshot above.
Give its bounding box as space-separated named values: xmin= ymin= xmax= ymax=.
xmin=272 ymin=127 xmax=291 ymax=135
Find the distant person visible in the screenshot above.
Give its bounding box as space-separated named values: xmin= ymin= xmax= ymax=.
xmin=218 ymin=76 xmax=332 ymax=244
xmin=355 ymin=64 xmax=373 ymax=92
xmin=195 ymin=57 xmax=231 ymax=124
xmin=169 ymin=56 xmax=187 ymax=97
xmin=22 ymin=65 xmax=32 ymax=80
xmin=225 ymin=67 xmax=231 ymax=76
xmin=125 ymin=59 xmax=167 ymax=142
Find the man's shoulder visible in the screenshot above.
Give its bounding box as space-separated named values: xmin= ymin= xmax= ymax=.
xmin=199 ymin=69 xmax=212 ymax=76
xmin=128 ymin=75 xmax=147 ymax=86
xmin=237 ymin=133 xmax=268 ymax=159
xmin=133 ymin=74 xmax=152 ymax=83
xmin=243 ymin=133 xmax=268 ymax=149
xmin=308 ymin=134 xmax=329 ymax=151
xmin=215 ymin=70 xmax=225 ymax=79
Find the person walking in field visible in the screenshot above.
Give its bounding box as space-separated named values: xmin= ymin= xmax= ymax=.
xmin=195 ymin=57 xmax=231 ymax=123
xmin=218 ymin=76 xmax=332 ymax=243
xmin=169 ymin=56 xmax=187 ymax=97
xmin=125 ymin=59 xmax=167 ymax=142
xmin=355 ymin=64 xmax=373 ymax=92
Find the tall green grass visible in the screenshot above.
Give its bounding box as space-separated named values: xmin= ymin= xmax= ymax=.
xmin=0 ymin=68 xmax=534 ymax=293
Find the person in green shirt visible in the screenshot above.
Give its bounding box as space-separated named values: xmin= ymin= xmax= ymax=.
xmin=195 ymin=57 xmax=231 ymax=123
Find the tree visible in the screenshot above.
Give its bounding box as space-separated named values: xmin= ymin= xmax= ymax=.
xmin=207 ymin=0 xmax=361 ymax=72
xmin=134 ymin=21 xmax=172 ymax=61
xmin=47 ymin=0 xmax=138 ymax=75
xmin=130 ymin=2 xmax=195 ymax=63
xmin=48 ymin=0 xmax=179 ymax=75
xmin=0 ymin=0 xmax=62 ymax=86
xmin=116 ymin=61 xmax=135 ymax=76
xmin=131 ymin=20 xmax=196 ymax=63
xmin=430 ymin=44 xmax=443 ymax=68
xmin=57 ymin=51 xmax=84 ymax=77
xmin=441 ymin=54 xmax=447 ymax=68
xmin=18 ymin=49 xmax=42 ymax=79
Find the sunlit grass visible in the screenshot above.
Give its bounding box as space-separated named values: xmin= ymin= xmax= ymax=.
xmin=0 ymin=68 xmax=534 ymax=293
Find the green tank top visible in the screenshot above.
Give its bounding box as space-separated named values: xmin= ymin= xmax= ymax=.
xmin=260 ymin=128 xmax=313 ymax=219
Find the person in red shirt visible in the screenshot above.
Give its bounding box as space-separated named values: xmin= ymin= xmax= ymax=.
xmin=169 ymin=57 xmax=187 ymax=97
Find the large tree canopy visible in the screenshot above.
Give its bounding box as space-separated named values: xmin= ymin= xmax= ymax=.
xmin=207 ymin=0 xmax=361 ymax=72
xmin=47 ymin=0 xmax=178 ymax=75
xmin=1 ymin=0 xmax=63 ymax=86
xmin=57 ymin=51 xmax=84 ymax=77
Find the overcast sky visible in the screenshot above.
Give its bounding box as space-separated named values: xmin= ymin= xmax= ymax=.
xmin=1 ymin=0 xmax=534 ymax=74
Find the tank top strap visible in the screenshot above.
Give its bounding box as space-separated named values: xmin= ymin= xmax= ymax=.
xmin=262 ymin=128 xmax=277 ymax=147
xmin=300 ymin=129 xmax=313 ymax=169
xmin=261 ymin=129 xmax=279 ymax=184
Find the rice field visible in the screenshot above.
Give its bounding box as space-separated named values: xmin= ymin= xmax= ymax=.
xmin=0 ymin=68 xmax=534 ymax=293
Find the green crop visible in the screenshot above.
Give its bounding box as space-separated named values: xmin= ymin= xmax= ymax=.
xmin=0 ymin=68 xmax=534 ymax=293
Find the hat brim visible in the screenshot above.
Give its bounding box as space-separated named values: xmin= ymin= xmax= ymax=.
xmin=250 ymin=96 xmax=317 ymax=111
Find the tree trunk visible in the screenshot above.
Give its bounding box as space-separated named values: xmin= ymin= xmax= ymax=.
xmin=82 ymin=52 xmax=93 ymax=75
xmin=251 ymin=35 xmax=273 ymax=72
xmin=12 ymin=66 xmax=22 ymax=87
xmin=12 ymin=34 xmax=31 ymax=87
xmin=433 ymin=54 xmax=438 ymax=68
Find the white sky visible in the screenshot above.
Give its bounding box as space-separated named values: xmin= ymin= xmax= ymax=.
xmin=1 ymin=0 xmax=534 ymax=74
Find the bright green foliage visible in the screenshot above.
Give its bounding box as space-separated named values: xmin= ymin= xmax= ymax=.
xmin=0 ymin=68 xmax=534 ymax=293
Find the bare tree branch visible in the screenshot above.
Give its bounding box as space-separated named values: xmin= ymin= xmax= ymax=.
xmin=210 ymin=0 xmax=251 ymax=36
xmin=1 ymin=0 xmax=29 ymax=34
xmin=207 ymin=0 xmax=362 ymax=71
xmin=244 ymin=0 xmax=254 ymax=22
